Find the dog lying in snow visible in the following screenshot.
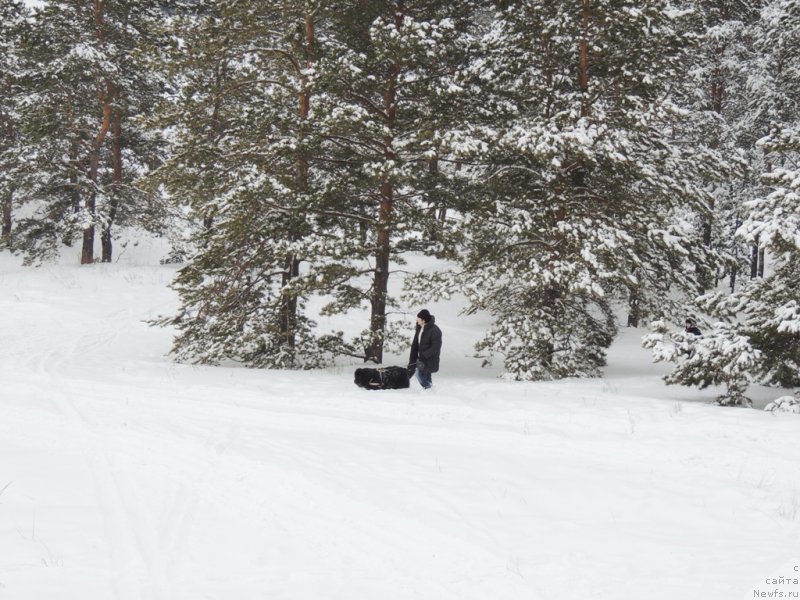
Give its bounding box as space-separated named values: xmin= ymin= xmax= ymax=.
xmin=354 ymin=366 xmax=411 ymax=390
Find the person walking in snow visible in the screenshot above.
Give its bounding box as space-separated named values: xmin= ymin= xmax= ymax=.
xmin=409 ymin=309 xmax=442 ymax=390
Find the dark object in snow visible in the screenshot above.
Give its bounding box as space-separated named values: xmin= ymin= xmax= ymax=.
xmin=685 ymin=318 xmax=702 ymax=336
xmin=354 ymin=366 xmax=411 ymax=390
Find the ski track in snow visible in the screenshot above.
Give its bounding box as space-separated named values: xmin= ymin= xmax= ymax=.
xmin=2 ymin=257 xmax=800 ymax=599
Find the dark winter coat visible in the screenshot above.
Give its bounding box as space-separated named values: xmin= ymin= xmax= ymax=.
xmin=409 ymin=316 xmax=442 ymax=373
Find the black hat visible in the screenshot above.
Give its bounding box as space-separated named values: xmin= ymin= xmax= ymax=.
xmin=417 ymin=309 xmax=432 ymax=323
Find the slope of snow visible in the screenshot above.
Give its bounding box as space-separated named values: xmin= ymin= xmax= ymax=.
xmin=1 ymin=250 xmax=798 ymax=600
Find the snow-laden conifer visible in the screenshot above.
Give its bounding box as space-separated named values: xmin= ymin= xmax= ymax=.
xmin=424 ymin=0 xmax=727 ymax=380
xmin=312 ymin=1 xmax=478 ymax=363
xmin=0 ymin=1 xmax=27 ymax=248
xmin=153 ymin=1 xmax=339 ymax=368
xmin=686 ymin=0 xmax=763 ymax=291
xmin=12 ymin=0 xmax=167 ymax=264
xmin=649 ymin=1 xmax=800 ymax=405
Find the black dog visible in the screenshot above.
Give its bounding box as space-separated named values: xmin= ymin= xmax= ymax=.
xmin=354 ymin=366 xmax=411 ymax=390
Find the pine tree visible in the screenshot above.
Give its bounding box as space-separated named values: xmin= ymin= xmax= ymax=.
xmin=155 ymin=1 xmax=481 ymax=367
xmin=422 ymin=0 xmax=727 ymax=380
xmin=644 ymin=318 xmax=760 ymax=405
xmin=95 ymin=2 xmax=169 ymax=263
xmin=0 ymin=1 xmax=28 ymax=248
xmin=647 ymin=0 xmax=800 ymax=405
xmin=689 ymin=0 xmax=764 ymax=292
xmin=313 ymin=0 xmax=479 ymax=363
xmin=154 ymin=1 xmax=346 ymax=368
xmin=13 ymin=0 xmax=166 ymax=265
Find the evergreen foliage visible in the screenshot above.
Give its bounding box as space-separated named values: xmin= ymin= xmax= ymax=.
xmin=5 ymin=1 xmax=799 ymax=394
xmin=736 ymin=123 xmax=800 ymax=388
xmin=11 ymin=0 xmax=167 ymax=265
xmin=647 ymin=0 xmax=800 ymax=404
xmin=688 ymin=0 xmax=763 ymax=292
xmin=152 ymin=1 xmax=335 ymax=368
xmin=155 ymin=0 xmax=477 ymax=367
xmin=420 ymin=0 xmax=726 ymax=380
xmin=0 ymin=1 xmax=27 ymax=249
xmin=644 ymin=318 xmax=760 ymax=406
xmin=313 ymin=0 xmax=478 ymax=363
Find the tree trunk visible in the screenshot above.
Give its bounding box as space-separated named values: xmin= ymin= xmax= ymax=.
xmin=81 ymin=220 xmax=96 ymax=264
xmin=702 ymin=5 xmax=729 ymax=281
xmin=101 ymin=111 xmax=123 ymax=263
xmin=1 ymin=187 xmax=12 ymax=247
xmin=199 ymin=65 xmax=227 ymax=235
xmin=579 ymin=0 xmax=591 ymax=119
xmin=101 ymin=5 xmax=131 ymax=263
xmin=82 ymin=96 xmax=112 ymax=264
xmin=277 ymin=10 xmax=316 ymax=358
xmin=83 ymin=1 xmax=113 ymax=265
xmin=367 ymin=183 xmax=392 ymax=363
xmin=280 ymin=254 xmax=301 ymax=351
xmin=750 ymin=237 xmax=759 ymax=279
xmin=729 ymin=214 xmax=741 ymax=292
xmin=627 ymin=291 xmax=640 ymax=327
xmin=570 ymin=0 xmax=590 ymax=206
xmin=2 ymin=113 xmax=14 ymax=247
xmin=365 ymin=6 xmax=403 ymax=364
xmin=426 ymin=157 xmax=439 ymax=241
xmin=702 ymin=207 xmax=713 ymax=248
xmin=64 ymin=139 xmax=81 ymax=247
xmin=540 ymin=288 xmax=560 ymax=367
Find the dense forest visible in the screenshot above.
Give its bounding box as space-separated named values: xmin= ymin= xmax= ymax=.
xmin=2 ymin=0 xmax=798 ymax=405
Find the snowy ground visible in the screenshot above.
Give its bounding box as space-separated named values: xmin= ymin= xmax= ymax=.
xmin=1 ymin=248 xmax=799 ymax=600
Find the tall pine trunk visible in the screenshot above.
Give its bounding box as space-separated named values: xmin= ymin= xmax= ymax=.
xmin=702 ymin=12 xmax=727 ymax=290
xmin=705 ymin=25 xmax=726 ymax=251
xmin=101 ymin=4 xmax=131 ymax=263
xmin=101 ymin=111 xmax=122 ymax=263
xmin=278 ymin=11 xmax=316 ymax=359
xmin=579 ymin=0 xmax=591 ymax=119
xmin=83 ymin=98 xmax=112 ymax=264
xmin=64 ymin=138 xmax=81 ymax=247
xmin=82 ymin=2 xmax=113 ymax=265
xmin=81 ymin=205 xmax=96 ymax=263
xmin=365 ymin=10 xmax=401 ymax=364
xmin=367 ymin=182 xmax=392 ymax=363
xmin=1 ymin=117 xmax=13 ymax=247
xmin=1 ymin=187 xmax=11 ymax=247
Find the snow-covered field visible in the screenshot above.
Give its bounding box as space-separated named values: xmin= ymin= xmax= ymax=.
xmin=1 ymin=248 xmax=799 ymax=600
